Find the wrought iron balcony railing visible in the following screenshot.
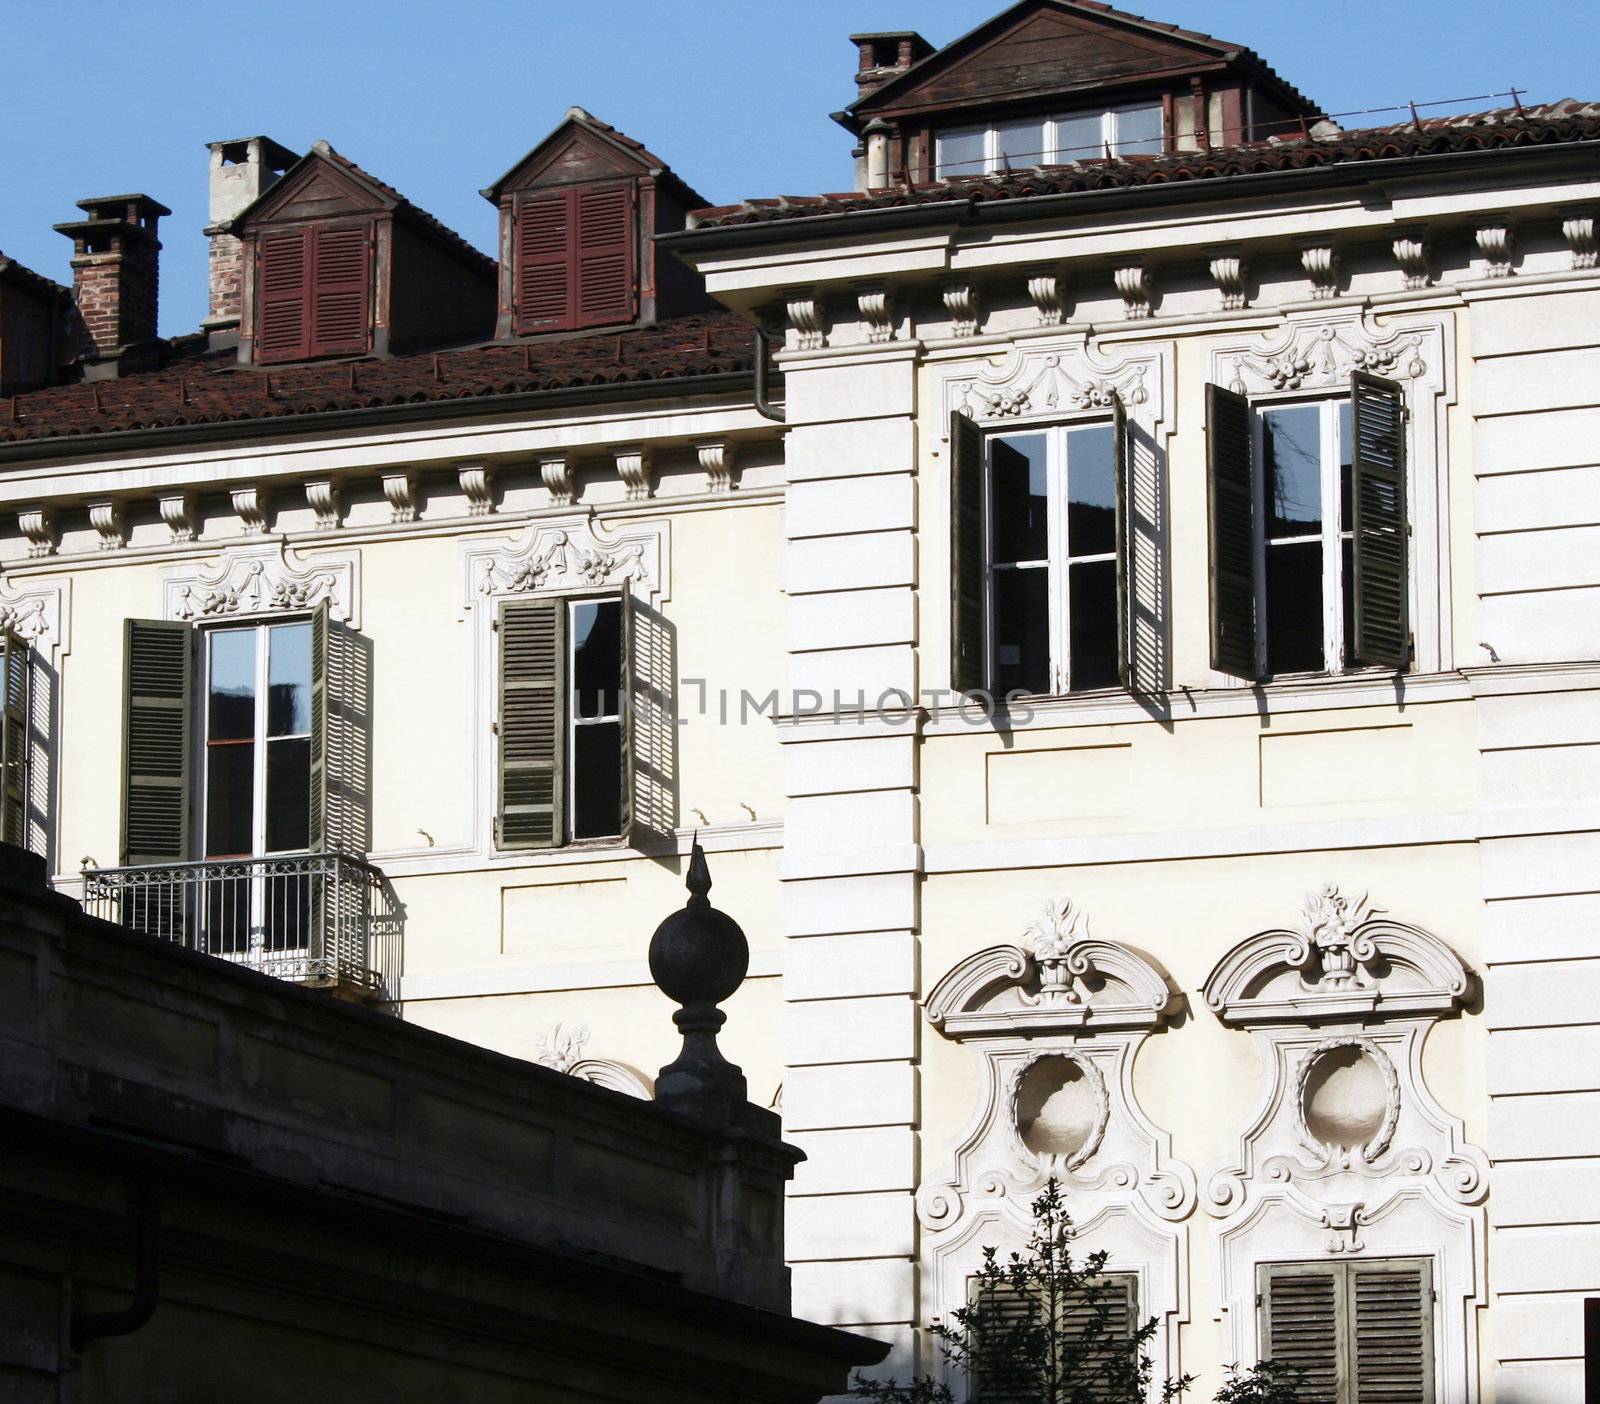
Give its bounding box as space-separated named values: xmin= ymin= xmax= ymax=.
xmin=80 ymin=852 xmax=401 ymax=999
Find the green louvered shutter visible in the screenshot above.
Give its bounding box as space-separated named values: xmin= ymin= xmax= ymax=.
xmin=309 ymin=604 xmax=328 ymax=853
xmin=969 ymin=1273 xmax=1139 ymax=1404
xmin=121 ymin=619 xmax=192 ymax=865
xmin=1114 ymin=396 xmax=1133 ymax=692
xmin=0 ymin=631 xmax=29 ymax=848
xmin=497 ymin=597 xmax=565 ymax=850
xmin=951 ymin=410 xmax=987 ymax=695
xmin=1260 ymin=1262 xmax=1344 ymax=1403
xmin=1350 ymin=1260 xmax=1433 ymax=1404
xmin=1208 ymin=382 xmax=1258 ymax=679
xmin=1351 ymin=371 xmax=1410 ymax=671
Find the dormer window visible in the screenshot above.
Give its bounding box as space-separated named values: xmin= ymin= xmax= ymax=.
xmin=935 ymin=102 xmax=1165 ymax=178
xmin=256 ymin=222 xmax=372 ymax=363
xmin=513 ymin=182 xmax=636 ymax=334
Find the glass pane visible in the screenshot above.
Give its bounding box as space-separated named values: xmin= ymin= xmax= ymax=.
xmin=572 ymin=599 xmax=622 ymax=719
xmin=1068 ymin=558 xmax=1119 ymax=691
xmin=1066 ymin=425 xmax=1117 ymax=558
xmin=995 ymin=119 xmax=1045 ymax=169
xmin=204 ymin=879 xmax=251 ymax=956
xmin=936 ymin=126 xmax=986 ymax=177
xmin=267 ymin=622 xmax=312 ymax=737
xmin=207 ymin=629 xmax=255 ymax=741
xmin=573 ymin=720 xmax=622 ymax=839
xmin=1339 ymin=400 xmax=1353 ymax=530
xmin=1262 ymin=405 xmax=1323 ymax=539
xmin=1111 ymin=104 xmax=1164 ymax=155
xmin=263 ymin=870 xmax=313 ymax=952
xmin=1266 ymin=540 xmax=1325 ymax=674
xmin=1054 ymin=112 xmax=1102 ymax=161
xmin=991 ymin=566 xmax=1050 ymax=696
xmin=205 ymin=742 xmax=254 ymax=856
xmin=990 ymin=434 xmax=1048 ymax=564
xmin=266 ymin=736 xmax=310 ymax=852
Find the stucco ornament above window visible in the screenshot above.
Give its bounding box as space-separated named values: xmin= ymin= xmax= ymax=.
xmin=460 ymin=514 xmax=667 ymax=610
xmin=940 ymin=335 xmax=1164 ymax=429
xmin=917 ymin=898 xmax=1193 ymax=1388
xmin=1201 ymin=884 xmax=1487 ymax=1396
xmin=0 ymin=578 xmax=69 ymax=661
xmin=162 ymin=541 xmax=360 ymax=627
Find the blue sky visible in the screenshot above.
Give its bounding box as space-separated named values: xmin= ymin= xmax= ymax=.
xmin=3 ymin=1 xmax=1592 ymax=336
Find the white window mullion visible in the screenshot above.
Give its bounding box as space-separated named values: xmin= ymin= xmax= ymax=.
xmin=1322 ymin=402 xmax=1344 ymax=671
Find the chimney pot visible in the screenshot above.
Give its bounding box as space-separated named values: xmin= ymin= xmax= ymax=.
xmin=204 ymin=136 xmax=297 ymax=349
xmin=848 ymin=29 xmax=932 ymax=98
xmin=53 ymin=194 xmax=170 ymax=378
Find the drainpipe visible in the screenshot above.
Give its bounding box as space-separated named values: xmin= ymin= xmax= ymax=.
xmin=753 ymin=326 xmax=785 ymax=423
xmin=71 ymin=1180 xmax=161 ymax=1351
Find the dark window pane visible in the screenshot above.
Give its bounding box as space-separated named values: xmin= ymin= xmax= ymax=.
xmin=573 ymin=720 xmax=622 ymax=839
xmin=1339 ymin=400 xmax=1353 ymax=530
xmin=1262 ymin=405 xmax=1323 ymax=538
xmin=1068 ymin=558 xmax=1119 ymax=691
xmin=991 ymin=566 xmax=1050 ymax=695
xmin=1341 ymin=537 xmax=1355 ymax=665
xmin=205 ymin=742 xmax=254 ymax=856
xmin=207 ymin=629 xmax=255 ymax=741
xmin=990 ymin=435 xmax=1048 ymax=564
xmin=1066 ymin=424 xmax=1117 ymax=557
xmin=267 ymin=622 xmax=311 ymax=737
xmin=266 ymin=736 xmax=310 ymax=852
xmin=204 ymin=878 xmax=251 ymax=956
xmin=263 ymin=871 xmax=312 ymax=952
xmin=572 ymin=600 xmax=622 ymax=719
xmin=1266 ymin=541 xmax=1325 ymax=674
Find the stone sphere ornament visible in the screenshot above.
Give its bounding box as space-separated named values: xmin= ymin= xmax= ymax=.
xmin=648 ymin=839 xmax=751 ymax=1125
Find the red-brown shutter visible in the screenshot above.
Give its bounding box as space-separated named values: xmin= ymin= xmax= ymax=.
xmin=257 ymin=229 xmax=311 ymax=362
xmin=309 ymin=224 xmax=371 ymax=357
xmin=514 ymin=192 xmax=574 ymax=333
xmin=574 ymin=183 xmax=635 ymax=329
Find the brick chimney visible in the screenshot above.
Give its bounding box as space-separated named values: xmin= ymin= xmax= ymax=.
xmin=850 ymin=30 xmax=932 ymax=99
xmin=53 ymin=194 xmax=170 ymax=379
xmin=204 ymin=137 xmax=296 ymax=350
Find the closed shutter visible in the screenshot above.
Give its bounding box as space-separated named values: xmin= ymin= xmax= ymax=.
xmin=621 ymin=584 xmax=677 ymax=848
xmin=574 ymin=183 xmax=636 ymax=329
xmin=257 ymin=229 xmax=311 ymax=362
xmin=514 ymin=192 xmax=573 ymax=333
xmin=497 ymin=597 xmax=565 ymax=849
xmin=121 ymin=619 xmax=193 ymax=865
xmin=969 ymin=1273 xmax=1138 ymax=1404
xmin=1350 ymin=371 xmax=1410 ymax=671
xmin=1260 ymin=1264 xmax=1342 ymax=1403
xmin=1207 ymin=382 xmax=1258 ymax=678
xmin=951 ymin=411 xmax=986 ymax=695
xmin=0 ymin=631 xmax=29 ymax=848
xmin=309 ymin=224 xmax=371 ymax=357
xmin=1350 ymin=1261 xmax=1433 ymax=1404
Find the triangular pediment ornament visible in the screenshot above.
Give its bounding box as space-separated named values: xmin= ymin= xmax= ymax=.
xmin=242 ymin=150 xmax=389 ymax=228
xmin=484 ymin=110 xmax=657 ymax=200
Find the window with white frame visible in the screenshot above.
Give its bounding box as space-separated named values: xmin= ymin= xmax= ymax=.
xmin=986 ymin=423 xmax=1121 ymax=696
xmin=935 ymin=103 xmax=1164 ymax=177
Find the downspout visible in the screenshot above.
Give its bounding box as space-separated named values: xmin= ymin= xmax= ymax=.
xmin=71 ymin=1180 xmax=161 ymax=1351
xmin=753 ymin=326 xmax=785 ymax=423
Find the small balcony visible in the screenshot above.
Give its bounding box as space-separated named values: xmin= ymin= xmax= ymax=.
xmin=80 ymin=852 xmax=402 ymax=1000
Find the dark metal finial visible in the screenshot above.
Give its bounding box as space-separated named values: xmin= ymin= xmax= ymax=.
xmin=686 ymin=835 xmax=711 ymax=903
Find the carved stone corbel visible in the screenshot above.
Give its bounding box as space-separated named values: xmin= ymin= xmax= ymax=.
xmin=1476 ymin=221 xmax=1515 ymax=278
xmin=1209 ymin=251 xmax=1248 ymax=310
xmin=382 ymin=470 xmax=418 ymax=524
xmin=458 ymin=464 xmax=494 ymax=516
xmin=305 ymin=480 xmax=340 ymax=532
xmin=87 ymin=501 xmax=125 ymax=551
xmin=697 ymin=441 xmax=735 ymax=494
xmin=786 ymin=292 xmax=828 ymax=350
xmin=1300 ymin=243 xmax=1340 ymax=300
xmin=1562 ymin=213 xmax=1597 ymax=271
xmin=1025 ymin=268 xmax=1067 ymax=326
xmin=1113 ymin=263 xmax=1153 ymax=319
xmin=230 ymin=486 xmax=270 ymax=536
xmin=539 ymin=453 xmax=575 ymax=507
xmin=616 ymin=447 xmax=653 ymax=502
xmin=159 ymin=493 xmax=196 ymax=543
xmin=1391 ymin=229 xmax=1432 ymax=290
xmin=856 ymin=284 xmax=894 ymax=343
xmin=943 ymin=280 xmax=979 ymax=337
xmin=18 ymin=507 xmax=56 ymax=559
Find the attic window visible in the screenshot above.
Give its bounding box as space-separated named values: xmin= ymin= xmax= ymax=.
xmin=512 ymin=182 xmax=637 ymax=335
xmin=254 ymin=222 xmax=373 ymax=363
xmin=935 ymin=102 xmax=1164 ymax=177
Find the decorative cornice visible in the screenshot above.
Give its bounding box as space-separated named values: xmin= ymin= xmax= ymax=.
xmin=1391 ymin=229 xmax=1432 ymax=290
xmin=539 ymin=453 xmax=574 ymax=507
xmin=857 ymin=284 xmax=894 ymax=343
xmin=615 ymin=446 xmax=652 ymax=502
xmin=1209 ymin=251 xmax=1247 ymax=311
xmin=1025 ymin=268 xmax=1067 ymax=327
xmin=1300 ymin=242 xmax=1340 ymax=300
xmin=87 ymin=500 xmax=125 ymax=551
xmin=943 ymin=279 xmax=979 ymax=337
xmin=462 ymin=513 xmax=666 ymax=609
xmin=1563 ymin=212 xmax=1597 ymax=271
xmin=18 ymin=507 xmax=56 ymax=559
xmin=382 ymin=469 xmax=417 ymax=524
xmin=696 ymin=440 xmax=735 ymax=494
xmin=786 ymin=292 xmax=828 ymax=350
xmin=163 ymin=540 xmax=360 ymax=626
xmin=230 ymin=485 xmax=270 ymax=536
xmin=1113 ymin=262 xmax=1153 ymax=320
xmin=944 ymin=337 xmax=1156 ymax=427
xmin=304 ymin=479 xmax=340 ymax=532
xmin=159 ymin=493 xmax=196 ymax=543
xmin=458 ymin=463 xmax=495 ymax=516
xmin=1476 ymin=220 xmax=1516 ymax=277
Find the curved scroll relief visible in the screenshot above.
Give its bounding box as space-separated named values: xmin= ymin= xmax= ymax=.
xmin=940 ymin=335 xmax=1161 ymax=429
xmin=1201 ymin=884 xmax=1487 ymax=1399
xmin=163 ymin=541 xmax=360 ymax=626
xmin=460 ymin=513 xmax=667 ymax=610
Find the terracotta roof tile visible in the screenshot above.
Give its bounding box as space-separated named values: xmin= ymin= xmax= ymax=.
xmin=692 ymin=101 xmax=1600 ymax=229
xmin=0 ymin=312 xmax=754 ymax=449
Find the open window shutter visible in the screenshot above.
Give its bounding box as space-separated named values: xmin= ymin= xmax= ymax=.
xmin=951 ymin=411 xmax=986 ymax=695
xmin=514 ymin=192 xmax=574 ymax=333
xmin=1207 ymin=382 xmax=1258 ymax=679
xmin=309 ymin=603 xmax=329 ymax=854
xmin=257 ymin=228 xmax=311 ymax=362
xmin=309 ymin=224 xmax=371 ymax=357
xmin=1351 ymin=371 xmax=1410 ymax=671
xmin=498 ymin=597 xmax=565 ymax=849
xmin=621 ymin=584 xmax=677 ymax=848
xmin=1114 ymin=396 xmax=1132 ymax=691
xmin=1350 ymin=1260 xmax=1433 ymax=1404
xmin=0 ymin=631 xmax=29 ymax=848
xmin=574 ymin=183 xmax=636 ymax=329
xmin=1260 ymin=1263 xmax=1344 ymax=1402
xmin=121 ymin=619 xmax=192 ymax=865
